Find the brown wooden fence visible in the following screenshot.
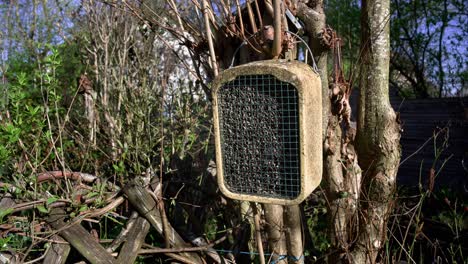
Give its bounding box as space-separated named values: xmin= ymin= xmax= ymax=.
xmin=391 ymin=96 xmax=467 ymax=190
xmin=351 ymin=90 xmax=468 ymax=190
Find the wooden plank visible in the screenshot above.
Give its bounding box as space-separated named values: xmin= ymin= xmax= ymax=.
xmin=46 ymin=209 xmax=116 ymax=264
xmin=117 ymin=217 xmax=150 ymax=264
xmin=123 ymin=181 xmax=203 ymax=263
xmin=43 ymin=235 xmax=71 ymax=264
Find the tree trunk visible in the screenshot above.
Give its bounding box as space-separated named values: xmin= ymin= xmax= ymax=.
xmin=263 ymin=204 xmax=287 ymax=263
xmin=297 ymin=1 xmax=400 ymax=262
xmin=296 ymin=0 xmax=329 ymax=135
xmin=284 ymin=205 xmax=304 ymax=263
xmin=353 ymin=0 xmax=401 ymax=263
xmin=297 ymin=1 xmax=355 ymax=261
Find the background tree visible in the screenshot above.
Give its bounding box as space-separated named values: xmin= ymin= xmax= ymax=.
xmin=391 ymin=0 xmax=467 ymax=98
xmin=324 ymin=0 xmax=468 ymax=98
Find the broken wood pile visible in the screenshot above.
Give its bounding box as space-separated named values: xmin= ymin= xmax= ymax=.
xmin=0 ymin=172 xmax=229 ymax=264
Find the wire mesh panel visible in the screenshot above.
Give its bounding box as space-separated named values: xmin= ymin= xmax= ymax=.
xmin=217 ymin=75 xmax=301 ymax=199
xmin=213 ymin=60 xmax=322 ymax=205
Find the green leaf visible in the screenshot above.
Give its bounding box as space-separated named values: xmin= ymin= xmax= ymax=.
xmin=46 ymin=197 xmax=58 ymax=205
xmin=105 ymin=215 xmax=124 ymax=225
xmin=37 ymin=205 xmax=49 ymax=214
xmin=79 ymin=205 xmax=88 ymax=212
xmin=0 ymin=236 xmax=12 ymax=249
xmin=86 ymin=192 xmax=99 ymax=199
xmin=0 ymin=145 xmax=10 ymax=161
xmin=0 ymin=208 xmax=13 ymax=223
xmin=339 ymin=192 xmax=349 ymax=198
xmin=17 ymin=72 xmax=28 ymax=86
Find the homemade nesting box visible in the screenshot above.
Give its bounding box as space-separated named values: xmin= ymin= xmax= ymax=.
xmin=212 ymin=60 xmax=322 ymax=205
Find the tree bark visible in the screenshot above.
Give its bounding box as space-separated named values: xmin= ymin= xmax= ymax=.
xmin=263 ymin=204 xmax=287 ymax=264
xmin=297 ymin=1 xmax=354 ymax=260
xmin=284 ymin=205 xmax=304 ymax=263
xmin=353 ymin=0 xmax=401 ymax=263
xmin=296 ymin=0 xmax=329 ymax=135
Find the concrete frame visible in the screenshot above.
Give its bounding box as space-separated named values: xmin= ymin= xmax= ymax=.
xmin=212 ymin=60 xmax=322 ymax=205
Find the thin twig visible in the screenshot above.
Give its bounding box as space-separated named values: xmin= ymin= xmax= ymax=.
xmin=165 ymin=253 xmax=198 ymax=264
xmin=235 ymin=0 xmax=245 ymax=36
xmin=203 ymin=0 xmax=219 ymax=76
xmin=167 ymin=0 xmax=185 ymax=31
xmin=37 ymin=171 xmax=97 ymax=183
xmin=272 ymin=0 xmax=282 ymax=58
xmin=80 ymin=196 xmax=124 ymax=218
xmin=23 ymin=246 xmax=49 ymax=264
xmin=139 ymin=234 xmax=228 ymax=254
xmin=158 ymin=54 xmax=171 ymax=247
xmin=246 ymin=0 xmax=258 ymax=33
xmin=399 ymin=128 xmax=447 ymax=166
xmin=253 ymin=0 xmax=263 ymax=28
xmin=251 ymin=202 xmax=265 ymax=264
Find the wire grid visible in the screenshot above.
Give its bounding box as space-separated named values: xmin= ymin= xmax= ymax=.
xmin=217 ymin=74 xmax=301 ymax=199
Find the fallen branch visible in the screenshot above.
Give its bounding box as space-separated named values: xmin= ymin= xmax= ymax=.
xmin=139 ymin=234 xmax=227 ymax=254
xmin=12 ymin=191 xmax=120 ymax=214
xmin=37 ymin=171 xmax=97 ymax=183
xmin=165 ymin=253 xmax=198 ymax=264
xmin=12 ymin=200 xmax=68 ymax=213
xmin=81 ymin=196 xmax=124 ymax=218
